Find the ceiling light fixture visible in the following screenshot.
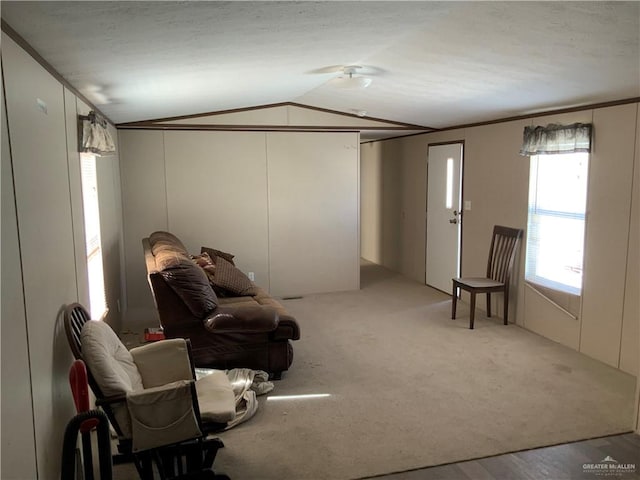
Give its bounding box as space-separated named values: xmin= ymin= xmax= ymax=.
xmin=328 ymin=66 xmax=373 ymax=89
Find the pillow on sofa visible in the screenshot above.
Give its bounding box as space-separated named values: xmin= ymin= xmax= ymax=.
xmin=191 ymin=252 xmax=216 ymax=283
xmin=192 ymin=251 xmax=215 ymax=270
xmin=201 ymin=246 xmax=235 ymax=266
xmin=191 ymin=252 xmax=232 ymax=297
xmin=160 ymin=258 xmax=218 ymax=318
xmin=210 ymin=256 xmax=258 ymax=297
xmin=155 ymin=249 xmax=190 ymax=271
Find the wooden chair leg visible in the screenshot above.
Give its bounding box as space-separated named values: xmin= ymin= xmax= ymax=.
xmin=451 ymin=283 xmax=458 ymax=319
xmin=486 ymin=293 xmax=492 ymax=317
xmin=469 ymin=293 xmax=476 ymax=329
xmin=503 ymin=292 xmax=509 ymax=325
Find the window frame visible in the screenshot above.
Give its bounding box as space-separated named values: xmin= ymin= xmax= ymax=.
xmin=80 ymin=152 xmax=108 ymax=320
xmin=525 ymin=152 xmax=590 ymax=296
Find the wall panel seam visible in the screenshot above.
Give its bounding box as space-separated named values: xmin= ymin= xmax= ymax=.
xmin=162 ymin=131 xmax=169 ymax=230
xmin=63 ymin=91 xmax=81 ymax=303
xmin=265 ymin=133 xmax=272 ymax=293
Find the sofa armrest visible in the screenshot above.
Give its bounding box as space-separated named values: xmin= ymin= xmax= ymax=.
xmin=127 ymin=380 xmax=202 ymax=452
xmin=130 ymin=339 xmax=194 ymax=388
xmin=204 ymin=305 xmax=279 ymax=334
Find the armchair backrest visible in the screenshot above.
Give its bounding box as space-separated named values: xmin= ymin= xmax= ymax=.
xmin=64 ymin=302 xmax=90 ymax=360
xmin=81 ymin=320 xmax=144 ymax=396
xmin=81 ymin=320 xmax=144 ymax=438
xmin=64 ymin=304 xmax=131 ymax=442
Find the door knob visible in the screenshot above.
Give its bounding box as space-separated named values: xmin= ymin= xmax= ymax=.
xmin=449 ymin=218 xmax=458 ymax=224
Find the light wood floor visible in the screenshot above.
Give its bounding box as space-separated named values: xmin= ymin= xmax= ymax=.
xmin=362 ymin=433 xmax=640 ymax=480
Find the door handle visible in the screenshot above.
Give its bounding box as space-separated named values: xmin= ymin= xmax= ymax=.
xmin=449 ymin=218 xmax=458 ymax=224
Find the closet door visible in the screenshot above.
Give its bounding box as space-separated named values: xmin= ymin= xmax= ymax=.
xmin=267 ymin=132 xmax=360 ymax=297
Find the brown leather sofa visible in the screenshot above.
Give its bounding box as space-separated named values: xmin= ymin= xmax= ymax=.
xmin=142 ymin=231 xmax=300 ymax=378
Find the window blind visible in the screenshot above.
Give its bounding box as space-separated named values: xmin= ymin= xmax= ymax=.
xmin=80 ymin=153 xmax=107 ymax=319
xmin=525 ymin=153 xmax=589 ymax=295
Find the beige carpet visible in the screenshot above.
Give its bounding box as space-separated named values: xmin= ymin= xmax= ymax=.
xmin=210 ymin=262 xmax=636 ymax=479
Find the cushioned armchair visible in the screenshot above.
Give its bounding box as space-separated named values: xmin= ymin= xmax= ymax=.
xmin=76 ymin=315 xmax=234 ymax=478
xmin=143 ymin=231 xmax=300 ymax=378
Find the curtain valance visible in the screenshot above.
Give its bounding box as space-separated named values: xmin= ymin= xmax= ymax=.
xmin=519 ymin=123 xmax=592 ymax=156
xmin=80 ymin=111 xmax=116 ymax=156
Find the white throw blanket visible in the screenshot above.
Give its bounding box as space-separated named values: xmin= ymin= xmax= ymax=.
xmin=195 ymin=368 xmax=274 ymax=429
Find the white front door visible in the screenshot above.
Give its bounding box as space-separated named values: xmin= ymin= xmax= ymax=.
xmin=426 ymin=143 xmax=463 ymax=293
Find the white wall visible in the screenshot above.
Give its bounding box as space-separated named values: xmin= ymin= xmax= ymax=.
xmin=1 ymin=34 xmax=125 ymax=479
xmin=267 ymin=132 xmax=360 ymax=296
xmin=97 ymin=122 xmax=124 ymax=330
xmin=164 ymin=131 xmax=270 ymax=289
xmin=622 ymin=106 xmax=640 ymax=377
xmin=119 ymin=128 xmax=360 ymax=323
xmin=118 ymin=130 xmax=167 ymax=326
xmin=1 ymin=56 xmax=37 ymax=480
xmin=361 ymin=103 xmax=639 ymax=378
xmin=360 ymin=141 xmax=404 ymax=271
xmin=579 ymin=104 xmax=637 ymax=367
xmin=3 ymin=34 xmax=78 ymax=478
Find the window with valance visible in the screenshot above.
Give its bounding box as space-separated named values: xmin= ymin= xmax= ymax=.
xmin=520 ymin=123 xmax=593 ymax=300
xmin=78 ymin=110 xmax=112 ymax=319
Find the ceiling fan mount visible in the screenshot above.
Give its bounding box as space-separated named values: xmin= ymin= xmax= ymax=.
xmin=329 ymin=65 xmax=373 ymax=89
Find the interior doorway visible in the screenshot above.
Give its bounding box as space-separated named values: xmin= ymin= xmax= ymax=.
xmin=425 ymin=142 xmax=463 ymax=293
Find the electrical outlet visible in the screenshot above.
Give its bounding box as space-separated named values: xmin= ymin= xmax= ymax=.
xmin=248 ymin=272 xmax=255 ymax=281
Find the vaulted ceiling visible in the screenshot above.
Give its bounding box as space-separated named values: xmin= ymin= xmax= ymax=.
xmin=2 ymin=1 xmax=639 ymax=136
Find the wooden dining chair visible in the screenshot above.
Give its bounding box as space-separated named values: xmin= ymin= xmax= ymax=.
xmin=451 ymin=225 xmax=523 ymax=329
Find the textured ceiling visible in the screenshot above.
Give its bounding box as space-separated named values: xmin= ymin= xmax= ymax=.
xmin=2 ymin=1 xmax=639 ymax=130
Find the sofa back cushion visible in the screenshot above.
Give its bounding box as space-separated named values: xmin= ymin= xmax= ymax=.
xmin=160 ymin=258 xmax=218 ymax=319
xmin=149 ymin=231 xmax=189 ymax=254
